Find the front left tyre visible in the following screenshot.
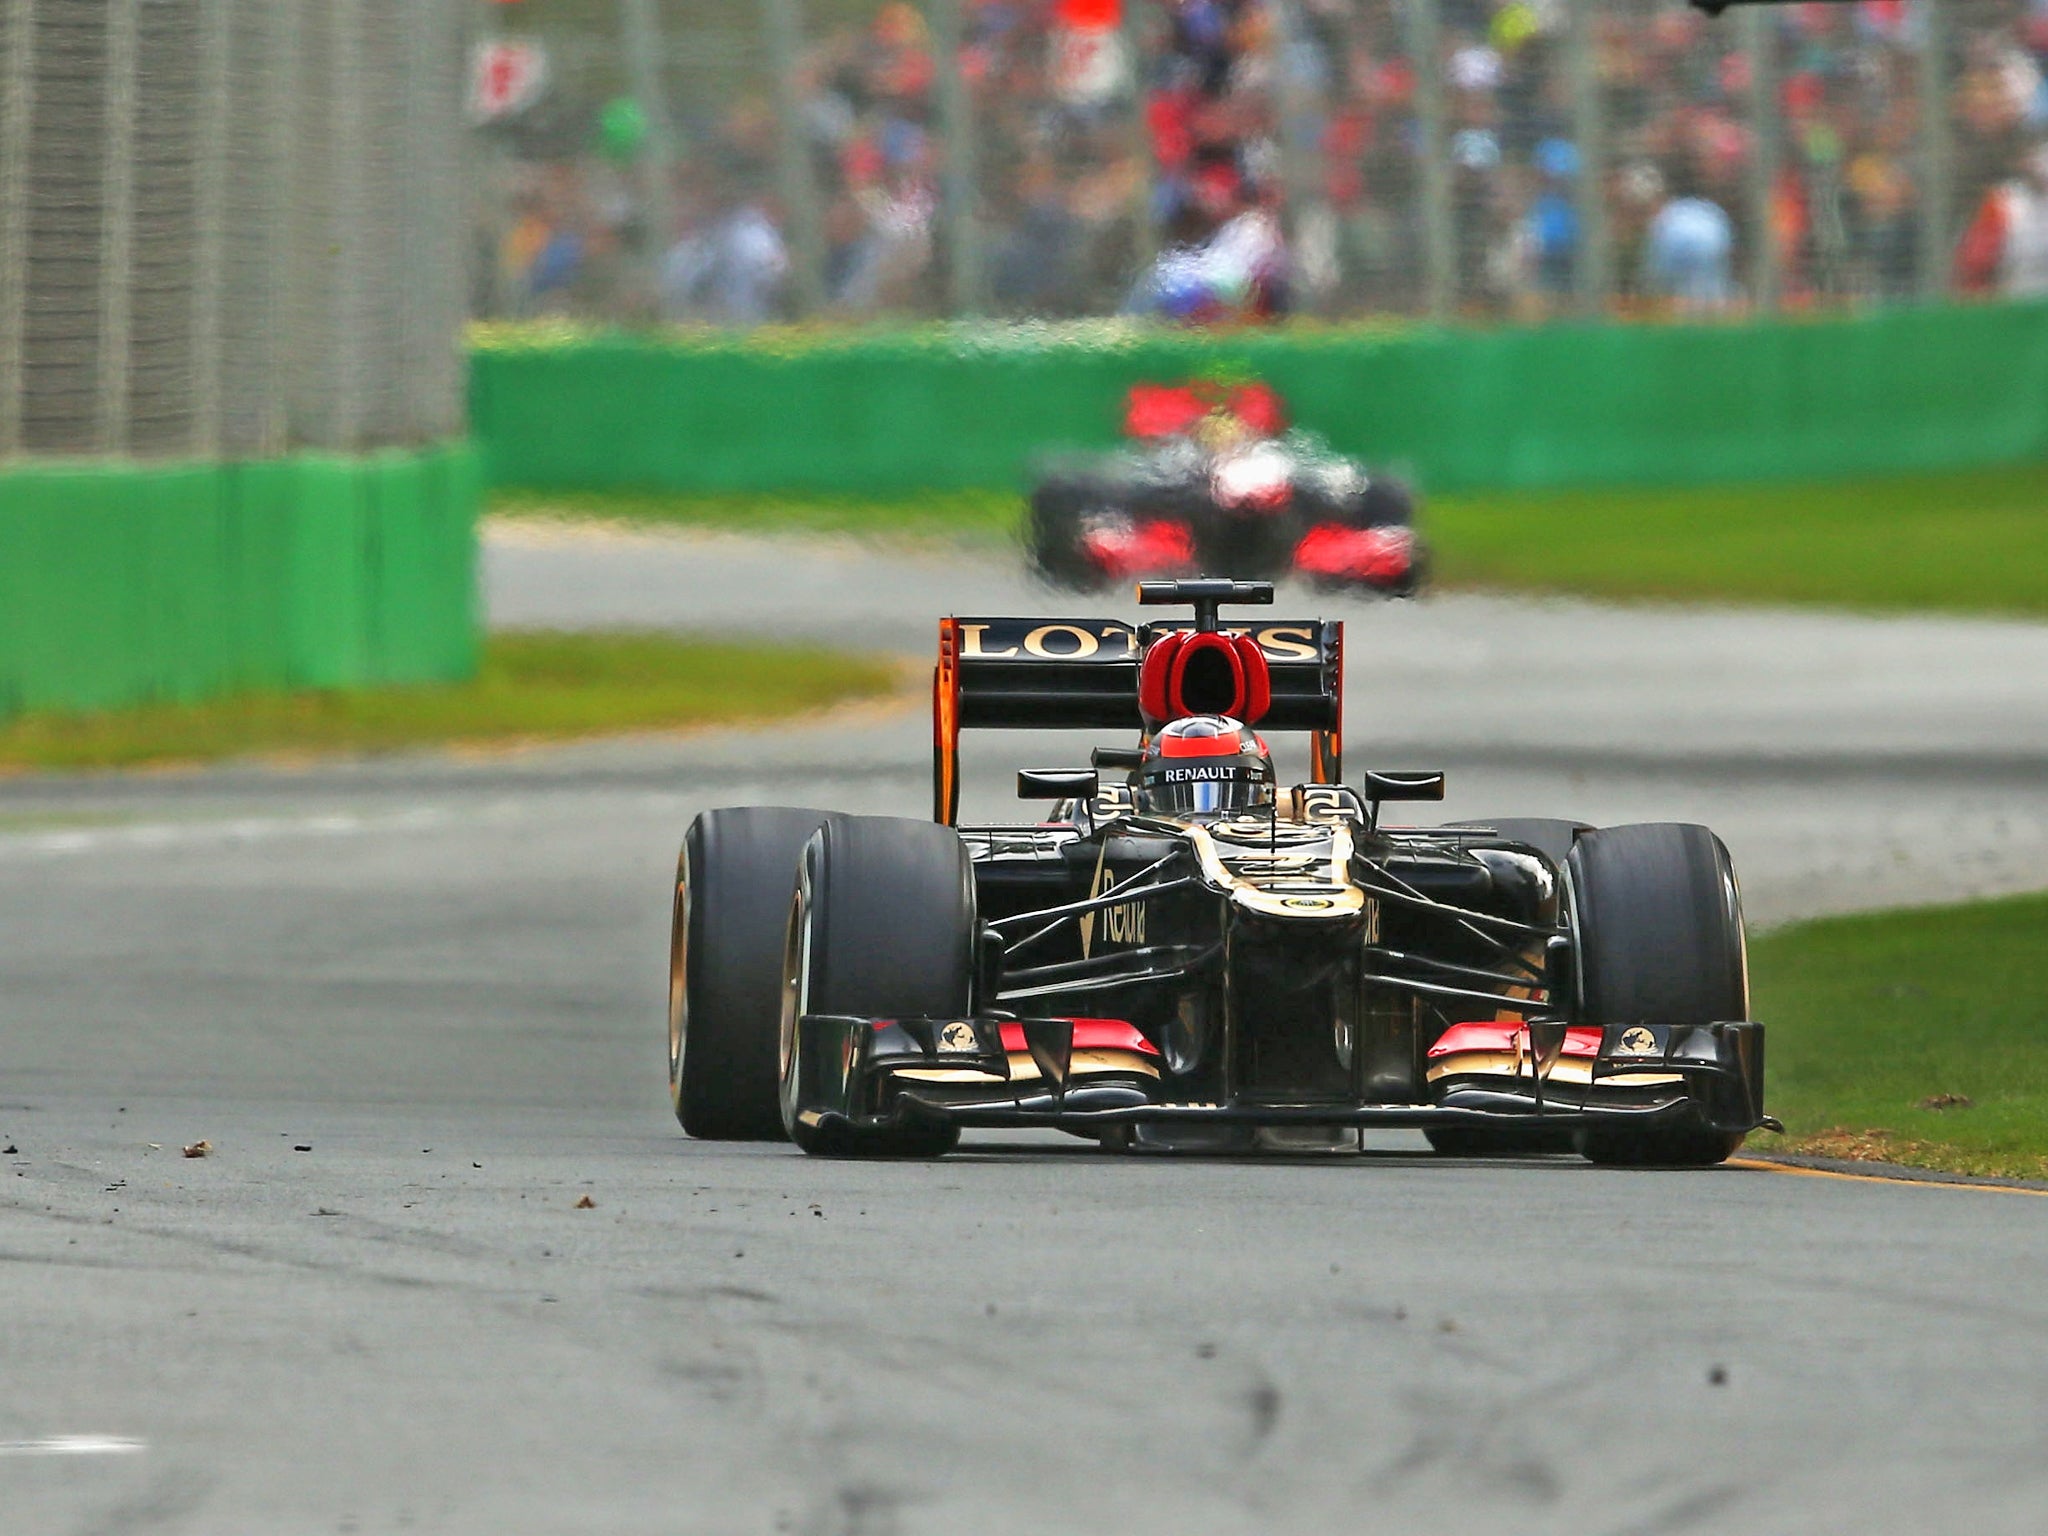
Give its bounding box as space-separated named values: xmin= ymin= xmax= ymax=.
xmin=780 ymin=815 xmax=977 ymax=1157
xmin=1566 ymin=822 xmax=1752 ymax=1168
xmin=669 ymin=806 xmax=833 ymax=1140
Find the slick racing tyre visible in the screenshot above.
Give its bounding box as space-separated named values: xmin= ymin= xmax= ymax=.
xmin=1567 ymin=823 xmax=1750 ymax=1168
xmin=781 ymin=815 xmax=976 ymax=1158
xmin=670 ymin=806 xmax=833 ymax=1140
xmin=1026 ymin=474 xmax=1114 ymax=591
xmin=1358 ymin=473 xmax=1415 ymax=530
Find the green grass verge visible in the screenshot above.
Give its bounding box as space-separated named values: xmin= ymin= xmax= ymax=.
xmin=1429 ymin=463 xmax=2048 ymax=618
xmin=495 ymin=460 xmax=2048 ymax=618
xmin=0 ymin=631 xmax=903 ymax=773
xmin=1749 ymin=890 xmax=2048 ymax=1180
xmin=492 ymin=486 xmax=1022 ymax=546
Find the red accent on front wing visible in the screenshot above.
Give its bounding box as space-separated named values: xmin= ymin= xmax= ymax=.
xmin=1292 ymin=523 xmax=1414 ymax=586
xmin=1079 ymin=518 xmax=1198 ymax=580
xmin=999 ymin=1020 xmax=1161 ymax=1056
xmin=1428 ymin=1023 xmax=1604 ymax=1060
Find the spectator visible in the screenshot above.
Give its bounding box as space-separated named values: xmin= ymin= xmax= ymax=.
xmin=1956 ymin=141 xmax=2048 ymax=298
xmin=1644 ymin=172 xmax=1736 ymax=314
xmin=662 ymin=190 xmax=790 ymax=325
xmin=1128 ymin=177 xmax=1287 ymax=321
xmin=1510 ymin=136 xmax=1580 ymax=316
xmin=473 ymin=0 xmax=2048 ymax=327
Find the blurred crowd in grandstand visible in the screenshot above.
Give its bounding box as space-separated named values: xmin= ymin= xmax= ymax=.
xmin=473 ymin=0 xmax=2048 ymax=326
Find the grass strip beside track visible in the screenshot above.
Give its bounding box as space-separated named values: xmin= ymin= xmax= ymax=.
xmin=1428 ymin=463 xmax=2048 ymax=618
xmin=492 ymin=486 xmax=1021 ymax=546
xmin=496 ymin=462 xmax=2048 ymax=618
xmin=1750 ymin=890 xmax=2048 ymax=1180
xmin=0 ymin=631 xmax=902 ymax=773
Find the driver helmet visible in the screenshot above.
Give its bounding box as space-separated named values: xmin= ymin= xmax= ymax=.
xmin=1137 ymin=716 xmax=1276 ymax=817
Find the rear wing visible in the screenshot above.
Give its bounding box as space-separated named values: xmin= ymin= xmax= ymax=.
xmin=933 ymin=615 xmax=1344 ymax=823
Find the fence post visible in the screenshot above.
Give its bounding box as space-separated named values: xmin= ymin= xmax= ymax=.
xmin=931 ymin=0 xmax=982 ymax=317
xmin=1916 ymin=0 xmax=1952 ymax=298
xmin=1566 ymin=0 xmax=1608 ymax=315
xmin=331 ymin=0 xmax=367 ymax=451
xmin=1271 ymin=0 xmax=1327 ymax=312
xmin=260 ymin=0 xmax=299 ymax=456
xmin=429 ymin=3 xmax=470 ymax=439
xmin=620 ymin=0 xmax=679 ymax=309
xmin=1404 ymin=0 xmax=1451 ymax=319
xmin=190 ymin=0 xmax=231 ymax=459
xmin=764 ymin=0 xmax=826 ymax=315
xmin=1744 ymin=4 xmax=1780 ymax=313
xmin=1121 ymin=0 xmax=1156 ymax=276
xmin=97 ymin=0 xmax=139 ymax=455
xmin=0 ymin=0 xmax=34 ymax=459
xmin=402 ymin=1 xmax=431 ymax=437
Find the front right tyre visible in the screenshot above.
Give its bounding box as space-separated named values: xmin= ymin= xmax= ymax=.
xmin=1025 ymin=474 xmax=1114 ymax=591
xmin=780 ymin=814 xmax=977 ymax=1157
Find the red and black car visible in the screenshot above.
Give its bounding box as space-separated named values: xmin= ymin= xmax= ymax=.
xmin=1026 ymin=381 xmax=1425 ymax=595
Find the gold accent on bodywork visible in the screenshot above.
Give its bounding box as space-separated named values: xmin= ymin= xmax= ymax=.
xmin=1424 ymin=1051 xmax=1683 ymax=1088
xmin=895 ymin=1049 xmax=1163 ymax=1085
xmin=1180 ymin=821 xmax=1369 ymax=919
xmin=1078 ymin=840 xmax=1112 ymax=959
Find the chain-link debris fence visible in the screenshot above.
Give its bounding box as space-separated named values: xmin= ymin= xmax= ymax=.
xmin=0 ymin=0 xmax=469 ymax=464
xmin=469 ymin=0 xmax=2047 ymax=328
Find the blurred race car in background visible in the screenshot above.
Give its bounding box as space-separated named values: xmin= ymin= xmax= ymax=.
xmin=1026 ymin=380 xmax=1424 ymax=595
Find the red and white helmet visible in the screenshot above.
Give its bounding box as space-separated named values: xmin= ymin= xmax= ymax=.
xmin=1137 ymin=716 xmax=1275 ymax=817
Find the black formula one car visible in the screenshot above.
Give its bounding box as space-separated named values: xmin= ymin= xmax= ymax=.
xmin=1026 ymin=381 xmax=1424 ymax=595
xmin=668 ymin=579 xmax=1774 ymax=1164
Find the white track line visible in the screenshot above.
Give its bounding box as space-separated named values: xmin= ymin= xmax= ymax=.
xmin=0 ymin=1435 xmax=146 ymax=1456
xmin=0 ymin=807 xmax=453 ymax=862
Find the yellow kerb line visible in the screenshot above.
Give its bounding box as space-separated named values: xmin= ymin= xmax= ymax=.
xmin=1729 ymin=1158 xmax=2048 ymax=1198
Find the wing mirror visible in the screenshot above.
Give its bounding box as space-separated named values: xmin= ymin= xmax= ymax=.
xmin=1017 ymin=769 xmax=1100 ymax=801
xmin=1361 ymin=770 xmax=1446 ymax=802
xmin=1090 ymin=746 xmax=1145 ymax=770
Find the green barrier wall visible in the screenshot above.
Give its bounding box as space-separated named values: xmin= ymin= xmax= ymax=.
xmin=471 ymin=302 xmax=2048 ymax=496
xmin=0 ymin=441 xmax=479 ymax=720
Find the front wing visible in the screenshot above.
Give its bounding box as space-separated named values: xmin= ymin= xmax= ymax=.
xmin=787 ymin=1014 xmax=1773 ymax=1140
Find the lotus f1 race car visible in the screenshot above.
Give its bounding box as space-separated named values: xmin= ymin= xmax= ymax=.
xmin=1026 ymin=381 xmax=1423 ymax=595
xmin=668 ymin=580 xmax=1773 ymax=1165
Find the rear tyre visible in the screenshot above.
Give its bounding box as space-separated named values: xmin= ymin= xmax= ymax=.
xmin=1358 ymin=474 xmax=1415 ymax=529
xmin=1026 ymin=474 xmax=1113 ymax=591
xmin=1567 ymin=823 xmax=1750 ymax=1168
xmin=670 ymin=806 xmax=833 ymax=1140
xmin=781 ymin=815 xmax=976 ymax=1157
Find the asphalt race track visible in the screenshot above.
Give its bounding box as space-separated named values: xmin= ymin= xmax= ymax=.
xmin=6 ymin=523 xmax=2048 ymax=1533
